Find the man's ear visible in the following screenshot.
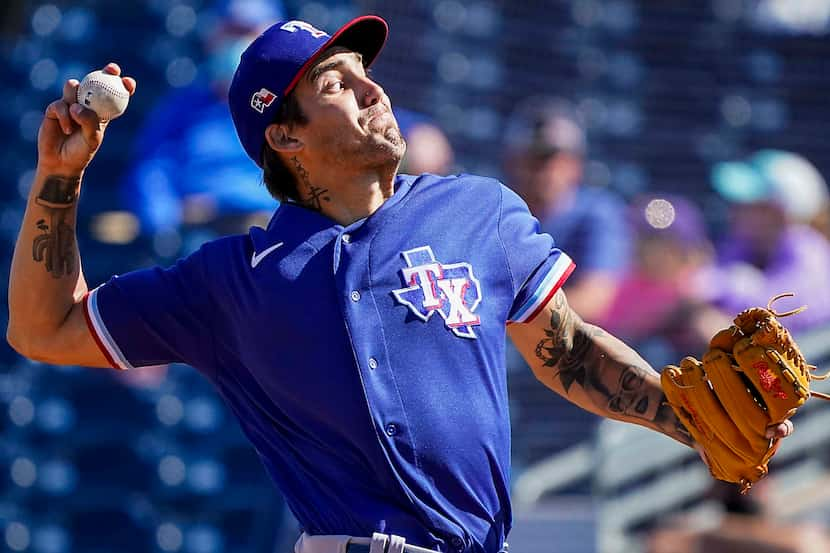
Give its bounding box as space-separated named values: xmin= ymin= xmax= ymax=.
xmin=265 ymin=123 xmax=304 ymax=153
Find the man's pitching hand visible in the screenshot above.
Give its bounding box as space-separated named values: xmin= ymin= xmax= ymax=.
xmin=38 ymin=62 xmax=136 ymax=175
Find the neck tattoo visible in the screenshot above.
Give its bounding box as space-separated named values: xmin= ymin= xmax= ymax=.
xmin=291 ymin=156 xmax=330 ymax=212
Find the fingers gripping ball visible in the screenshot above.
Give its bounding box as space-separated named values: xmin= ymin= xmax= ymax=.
xmin=661 ymin=293 xmax=830 ymax=494
xmin=76 ymin=70 xmax=129 ymax=121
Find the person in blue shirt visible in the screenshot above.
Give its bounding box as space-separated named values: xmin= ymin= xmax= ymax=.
xmin=8 ymin=15 xmax=793 ymax=553
xmin=121 ymin=0 xmax=285 ymax=240
xmin=504 ymin=97 xmax=631 ymax=323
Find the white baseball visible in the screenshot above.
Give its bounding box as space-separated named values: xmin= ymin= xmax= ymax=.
xmin=76 ymin=70 xmax=130 ymax=121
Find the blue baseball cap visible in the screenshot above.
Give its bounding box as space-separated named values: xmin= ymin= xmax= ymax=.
xmin=228 ymin=15 xmax=389 ymax=167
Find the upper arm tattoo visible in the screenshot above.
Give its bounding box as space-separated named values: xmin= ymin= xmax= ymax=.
xmin=535 ymin=291 xmax=570 ymax=367
xmin=32 ymin=175 xmax=79 ymax=279
xmin=535 ymin=290 xmax=603 ymax=394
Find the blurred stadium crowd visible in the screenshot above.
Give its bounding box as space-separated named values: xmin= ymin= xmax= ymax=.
xmin=3 ymin=1 xmax=830 ymax=552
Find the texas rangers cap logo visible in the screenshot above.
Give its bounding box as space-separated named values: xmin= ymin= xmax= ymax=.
xmin=392 ymin=246 xmax=482 ymax=339
xmin=251 ymin=88 xmax=277 ymax=113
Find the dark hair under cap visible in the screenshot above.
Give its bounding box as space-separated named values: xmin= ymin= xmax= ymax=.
xmin=505 ymin=97 xmax=587 ymax=157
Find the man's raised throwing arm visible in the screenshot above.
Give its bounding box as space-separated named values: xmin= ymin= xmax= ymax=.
xmin=7 ymin=64 xmax=135 ymax=367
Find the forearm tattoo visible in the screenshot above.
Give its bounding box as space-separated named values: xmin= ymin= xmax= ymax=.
xmin=535 ymin=291 xmax=693 ymax=446
xmin=291 ymin=156 xmax=330 ymax=211
xmin=32 ymin=175 xmax=79 ymax=278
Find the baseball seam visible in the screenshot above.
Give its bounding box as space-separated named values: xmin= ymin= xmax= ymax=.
xmin=81 ymin=79 xmax=129 ymax=98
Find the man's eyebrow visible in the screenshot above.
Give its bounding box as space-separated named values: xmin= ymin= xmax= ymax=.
xmin=306 ymin=52 xmax=364 ymax=84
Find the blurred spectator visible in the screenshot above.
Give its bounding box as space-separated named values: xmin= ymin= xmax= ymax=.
xmin=120 ymin=0 xmax=284 ymax=248
xmin=114 ymin=0 xmax=287 ymax=384
xmin=504 ymin=97 xmax=631 ymax=322
xmin=600 ymin=195 xmax=727 ymax=366
xmin=648 ymin=479 xmax=830 ymax=553
xmin=114 ymin=3 xmax=292 ymax=550
xmin=504 ymin=98 xmax=631 ymax=481
xmin=776 ymin=152 xmax=830 ymax=242
xmin=395 ymin=107 xmax=455 ymax=175
xmin=703 ymin=149 xmax=830 ymax=332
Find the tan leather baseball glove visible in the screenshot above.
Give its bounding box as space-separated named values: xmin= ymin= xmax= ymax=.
xmin=661 ymin=293 xmax=830 ymax=493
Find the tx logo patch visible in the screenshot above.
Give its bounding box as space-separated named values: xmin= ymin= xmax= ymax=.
xmin=251 ymin=88 xmax=277 ymax=113
xmin=392 ymin=246 xmax=482 ymax=339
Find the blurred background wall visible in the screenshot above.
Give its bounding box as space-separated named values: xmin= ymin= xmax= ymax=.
xmin=3 ymin=1 xmax=830 ymax=553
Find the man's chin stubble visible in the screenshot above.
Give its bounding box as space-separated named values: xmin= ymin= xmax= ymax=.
xmin=385 ymin=127 xmax=405 ymax=149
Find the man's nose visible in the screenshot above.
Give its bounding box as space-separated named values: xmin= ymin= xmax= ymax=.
xmin=360 ymin=79 xmax=383 ymax=108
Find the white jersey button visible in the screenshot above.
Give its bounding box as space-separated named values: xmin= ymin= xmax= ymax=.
xmin=368 ymin=357 xmax=378 ymax=370
xmin=350 ymin=290 xmax=361 ymax=302
xmin=341 ymin=234 xmax=351 ymax=244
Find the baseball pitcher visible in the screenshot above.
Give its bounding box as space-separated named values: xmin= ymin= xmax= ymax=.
xmin=8 ymin=15 xmax=799 ymax=553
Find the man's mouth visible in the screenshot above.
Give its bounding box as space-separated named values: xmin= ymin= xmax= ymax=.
xmin=364 ymin=105 xmax=389 ymax=124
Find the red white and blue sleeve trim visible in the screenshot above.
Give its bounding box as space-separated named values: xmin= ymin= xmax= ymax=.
xmin=508 ymin=252 xmax=576 ymax=324
xmin=83 ymin=286 xmax=134 ymax=370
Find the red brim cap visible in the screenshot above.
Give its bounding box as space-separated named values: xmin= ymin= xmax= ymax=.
xmin=284 ymin=15 xmax=388 ymax=95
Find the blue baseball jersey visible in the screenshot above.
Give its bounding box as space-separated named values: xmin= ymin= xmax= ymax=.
xmin=83 ymin=173 xmax=574 ymax=553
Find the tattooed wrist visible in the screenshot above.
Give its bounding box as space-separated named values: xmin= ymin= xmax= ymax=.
xmin=35 ymin=175 xmax=79 ymax=209
xmin=654 ymin=401 xmax=694 ymax=447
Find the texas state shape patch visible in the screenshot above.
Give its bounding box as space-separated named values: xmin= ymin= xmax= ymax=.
xmin=391 ymin=246 xmax=482 ymax=339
